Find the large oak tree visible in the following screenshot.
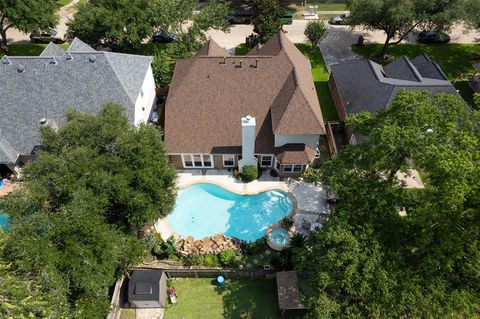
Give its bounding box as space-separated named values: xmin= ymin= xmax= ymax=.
xmin=299 ymin=91 xmax=480 ymax=318
xmin=0 ymin=0 xmax=58 ymax=50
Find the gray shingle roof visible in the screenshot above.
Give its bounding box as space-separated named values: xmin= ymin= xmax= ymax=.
xmin=330 ymin=54 xmax=457 ymax=117
xmin=0 ymin=39 xmax=152 ymax=164
xmin=67 ymin=38 xmax=96 ymax=52
xmin=40 ymin=42 xmax=66 ymax=57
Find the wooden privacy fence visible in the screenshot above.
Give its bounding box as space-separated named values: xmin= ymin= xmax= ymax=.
xmin=135 ymin=267 xmax=277 ymax=280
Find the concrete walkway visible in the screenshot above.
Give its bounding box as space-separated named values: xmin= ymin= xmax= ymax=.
xmin=136 ymin=308 xmax=164 ymax=319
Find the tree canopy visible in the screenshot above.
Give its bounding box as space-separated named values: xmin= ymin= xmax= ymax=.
xmin=1 ymin=103 xmax=177 ymax=317
xmin=304 ymin=21 xmax=329 ymax=50
xmin=0 ymin=0 xmax=58 ymax=50
xmin=347 ymin=0 xmax=464 ymax=56
xmin=298 ymin=90 xmax=480 ymax=318
xmin=5 ymin=103 xmax=177 ymax=226
xmin=249 ymin=0 xmax=285 ymax=45
xmin=67 ymin=0 xmax=229 ymax=54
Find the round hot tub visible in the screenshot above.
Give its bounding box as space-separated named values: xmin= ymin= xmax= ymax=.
xmin=267 ymin=227 xmax=290 ymax=251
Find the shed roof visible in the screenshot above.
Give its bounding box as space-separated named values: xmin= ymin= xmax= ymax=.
xmin=276 ymin=271 xmax=307 ymax=310
xmin=128 ymin=269 xmax=164 ymax=302
xmin=275 ymin=144 xmax=316 ymax=164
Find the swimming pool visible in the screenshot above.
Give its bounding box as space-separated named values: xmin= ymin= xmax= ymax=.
xmin=168 ymin=183 xmax=293 ymax=242
xmin=0 ymin=214 xmax=9 ymax=232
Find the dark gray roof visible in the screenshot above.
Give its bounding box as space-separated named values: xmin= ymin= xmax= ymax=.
xmin=0 ymin=38 xmax=152 ymax=164
xmin=128 ymin=269 xmax=164 ymax=302
xmin=330 ymin=54 xmax=457 ymax=117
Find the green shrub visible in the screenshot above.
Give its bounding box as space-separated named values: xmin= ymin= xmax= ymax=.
xmin=242 ymin=237 xmax=267 ymax=255
xmin=301 ymin=167 xmax=321 ymax=183
xmin=203 ymin=254 xmax=221 ymax=267
xmin=290 ymin=233 xmax=307 ymax=248
xmin=142 ymin=234 xmax=156 ymax=249
xmin=165 ymin=236 xmax=178 ymax=258
xmin=241 ymin=165 xmax=258 ymax=182
xmin=219 ymin=249 xmax=238 ymax=267
xmin=183 ymin=254 xmax=204 ymax=266
xmin=167 ymin=279 xmax=174 ymax=288
xmin=281 ymin=216 xmax=293 ymax=229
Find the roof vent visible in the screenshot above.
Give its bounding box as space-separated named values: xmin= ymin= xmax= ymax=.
xmin=49 ymin=57 xmax=58 ymax=65
xmin=66 ymin=53 xmax=74 ymax=61
xmin=236 ymin=59 xmax=243 ymax=69
xmin=220 ymin=56 xmax=226 ymax=65
xmin=16 ymin=64 xmax=25 ymax=73
xmin=254 ymin=58 xmax=258 ymax=69
xmin=40 ymin=118 xmax=48 ymax=125
xmin=88 ymin=54 xmax=97 ymax=63
xmin=246 ymin=115 xmax=252 ymax=120
xmin=2 ymin=56 xmax=12 ymax=65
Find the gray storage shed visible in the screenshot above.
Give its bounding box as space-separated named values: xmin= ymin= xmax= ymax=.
xmin=128 ymin=269 xmax=168 ymax=308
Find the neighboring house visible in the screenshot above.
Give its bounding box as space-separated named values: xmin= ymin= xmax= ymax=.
xmin=0 ymin=38 xmax=156 ymax=177
xmin=128 ymin=269 xmax=168 ymax=308
xmin=329 ymin=53 xmax=457 ymax=144
xmin=164 ymin=33 xmax=326 ymax=177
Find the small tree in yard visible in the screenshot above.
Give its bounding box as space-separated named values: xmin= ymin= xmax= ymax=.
xmin=152 ymin=52 xmax=174 ymax=87
xmin=0 ymin=0 xmax=58 ymax=51
xmin=304 ymin=21 xmax=329 ymax=50
xmin=250 ymin=0 xmax=285 ymax=45
xmin=347 ymin=0 xmax=464 ymax=57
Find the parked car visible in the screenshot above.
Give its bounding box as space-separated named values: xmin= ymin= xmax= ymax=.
xmin=329 ymin=13 xmax=350 ymax=25
xmin=279 ymin=11 xmax=294 ymax=25
xmin=417 ymin=30 xmax=450 ymax=44
xmin=227 ymin=8 xmax=252 ymax=24
xmin=151 ymin=31 xmax=178 ymax=44
xmin=29 ymin=29 xmax=65 ymax=44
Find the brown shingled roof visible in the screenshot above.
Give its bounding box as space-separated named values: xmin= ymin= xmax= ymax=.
xmin=164 ymin=34 xmax=325 ymax=154
xmin=275 ymin=143 xmax=316 ymax=164
xmin=276 ymin=271 xmax=307 ymax=310
xmin=196 ymin=39 xmax=231 ymax=57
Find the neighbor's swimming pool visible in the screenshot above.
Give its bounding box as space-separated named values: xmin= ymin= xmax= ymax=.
xmin=168 ymin=183 xmax=293 ymax=242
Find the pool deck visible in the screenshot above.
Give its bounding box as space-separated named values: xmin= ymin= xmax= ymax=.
xmin=154 ymin=170 xmax=329 ymax=241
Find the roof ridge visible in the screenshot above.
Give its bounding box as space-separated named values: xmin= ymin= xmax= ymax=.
xmin=103 ymin=53 xmax=137 ymax=105
xmin=401 ymin=56 xmax=423 ymax=82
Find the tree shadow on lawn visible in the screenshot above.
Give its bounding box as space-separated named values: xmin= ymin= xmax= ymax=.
xmin=214 ymin=279 xmax=302 ymax=319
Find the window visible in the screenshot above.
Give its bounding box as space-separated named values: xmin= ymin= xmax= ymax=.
xmin=223 ymin=155 xmax=235 ymax=167
xmin=181 ymin=154 xmax=214 ymax=168
xmin=282 ymin=164 xmax=306 ymax=173
xmin=193 ymin=154 xmax=202 ymax=167
xmin=275 ymin=159 xmax=280 ymax=171
xmin=202 ymin=154 xmax=212 ymax=167
xmin=260 ymin=155 xmax=273 ymax=167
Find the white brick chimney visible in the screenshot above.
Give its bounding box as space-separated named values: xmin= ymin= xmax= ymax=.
xmin=238 ymin=115 xmax=257 ymax=171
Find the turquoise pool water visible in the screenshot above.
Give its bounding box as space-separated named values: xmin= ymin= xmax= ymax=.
xmin=168 ymin=183 xmax=293 ymax=242
xmin=269 ymin=227 xmax=290 ymax=246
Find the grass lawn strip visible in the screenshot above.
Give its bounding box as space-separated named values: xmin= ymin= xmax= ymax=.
xmin=163 ymin=278 xmax=303 ymax=319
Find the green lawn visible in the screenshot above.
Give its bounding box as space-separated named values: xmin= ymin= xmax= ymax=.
xmin=352 ymin=44 xmax=480 ymax=106
xmin=234 ymin=43 xmax=338 ymax=122
xmin=296 ymin=44 xmax=339 ymax=121
xmin=1 ymin=43 xmax=69 ymax=58
xmin=164 ymin=278 xmax=304 ymax=319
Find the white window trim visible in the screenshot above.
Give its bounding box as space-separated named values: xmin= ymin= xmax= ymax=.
xmin=222 ymin=154 xmax=235 ymax=167
xmin=282 ymin=164 xmax=308 ymax=173
xmin=181 ymin=154 xmax=214 ymax=168
xmin=258 ymin=154 xmax=273 ymax=167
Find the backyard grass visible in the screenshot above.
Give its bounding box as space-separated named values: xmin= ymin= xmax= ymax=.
xmin=352 ymin=43 xmax=480 ymax=106
xmin=163 ymin=278 xmax=304 ymax=319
